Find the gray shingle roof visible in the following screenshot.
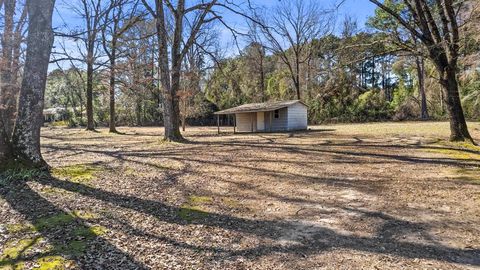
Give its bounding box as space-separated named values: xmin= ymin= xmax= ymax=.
xmin=214 ymin=100 xmax=306 ymax=115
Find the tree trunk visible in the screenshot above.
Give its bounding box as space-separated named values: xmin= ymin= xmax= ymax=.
xmin=416 ymin=56 xmax=429 ymax=120
xmin=0 ymin=129 xmax=12 ymax=166
xmin=259 ymin=52 xmax=265 ymax=102
xmin=163 ymin=67 xmax=182 ymax=141
xmin=295 ymin=57 xmax=301 ymax=100
xmin=0 ymin=0 xmax=16 ymax=141
xmin=109 ymin=48 xmax=117 ymax=133
xmin=86 ymin=58 xmax=95 ymax=131
xmin=160 ymin=0 xmax=183 ymax=142
xmin=11 ymin=0 xmax=56 ymax=169
xmin=440 ymin=66 xmax=473 ymax=142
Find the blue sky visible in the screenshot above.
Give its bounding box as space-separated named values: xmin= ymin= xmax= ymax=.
xmin=214 ymin=0 xmax=378 ymax=55
xmin=50 ymin=0 xmax=378 ymax=69
xmin=52 ymin=0 xmax=377 ymax=31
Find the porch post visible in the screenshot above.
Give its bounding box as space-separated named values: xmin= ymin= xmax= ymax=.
xmin=234 ymin=114 xmax=236 ymax=134
xmin=217 ymin=114 xmax=220 ymax=134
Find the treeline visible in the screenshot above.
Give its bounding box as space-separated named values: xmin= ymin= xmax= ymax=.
xmin=207 ymin=31 xmax=480 ymax=124
xmin=45 ymin=0 xmax=480 ymax=130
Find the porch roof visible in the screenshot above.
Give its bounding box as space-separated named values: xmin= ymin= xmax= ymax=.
xmin=214 ymin=100 xmax=306 ymax=115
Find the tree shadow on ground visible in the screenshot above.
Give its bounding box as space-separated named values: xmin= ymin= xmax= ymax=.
xmin=25 ymin=175 xmax=480 ymax=266
xmin=40 ymin=136 xmax=480 ymax=203
xmin=0 ymin=176 xmax=148 ymax=269
xmin=31 ymin=132 xmax=480 ymax=267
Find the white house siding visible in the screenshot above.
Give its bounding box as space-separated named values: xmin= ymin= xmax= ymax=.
xmin=287 ymin=102 xmax=308 ymax=130
xmin=270 ymin=107 xmax=288 ymax=131
xmin=233 ymin=102 xmax=307 ymax=132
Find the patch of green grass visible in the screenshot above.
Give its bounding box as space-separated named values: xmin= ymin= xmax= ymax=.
xmin=178 ymin=205 xmax=209 ymax=222
xmin=34 ymin=214 xmax=75 ymax=230
xmin=188 ymin=195 xmax=213 ymax=204
xmin=5 ymin=223 xmax=36 ymax=234
xmin=424 ymin=141 xmax=480 ymax=184
xmin=454 ymin=168 xmax=480 ymax=184
xmin=57 ymin=240 xmax=87 ymax=257
xmin=178 ymin=195 xmax=213 ymax=222
xmin=221 ymin=197 xmax=241 ymax=208
xmin=34 ymin=256 xmax=70 ymax=270
xmin=72 ymin=210 xmax=98 ymax=220
xmin=1 ymin=237 xmax=43 ymax=261
xmin=39 ymin=187 xmax=64 ymax=195
xmin=453 ymin=141 xmax=480 ymax=152
xmin=425 ymin=140 xmax=480 ymax=160
xmin=51 ymin=164 xmax=101 ymax=183
xmin=0 ymin=212 xmax=105 ymax=269
xmin=0 ymin=168 xmax=47 ymax=184
xmin=124 ymin=168 xmax=135 ymax=175
xmin=425 ymin=148 xmax=475 ymax=160
xmin=73 ymin=225 xmax=107 ymax=238
xmin=90 ymin=225 xmax=108 ymax=236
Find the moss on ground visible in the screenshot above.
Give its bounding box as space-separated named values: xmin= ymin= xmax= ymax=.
xmin=72 ymin=210 xmax=98 ymax=220
xmin=34 ymin=214 xmax=75 ymax=230
xmin=178 ymin=195 xmax=213 ymax=222
xmin=425 ymin=140 xmax=480 ymax=160
xmin=425 ymin=140 xmax=480 ymax=184
xmin=124 ymin=168 xmax=135 ymax=175
xmin=34 ymin=256 xmax=70 ymax=270
xmin=221 ymin=197 xmax=241 ymax=208
xmin=39 ymin=187 xmax=64 ymax=195
xmin=454 ymin=168 xmax=480 ymax=184
xmin=1 ymin=212 xmax=107 ymax=269
xmin=73 ymin=225 xmax=107 ymax=238
xmin=0 ymin=168 xmax=47 ymax=185
xmin=188 ymin=196 xmax=213 ymax=204
xmin=51 ymin=164 xmax=101 ymax=183
xmin=1 ymin=237 xmax=43 ymax=261
xmin=425 ymin=148 xmax=474 ymax=160
xmin=0 ymin=256 xmax=70 ymax=270
xmin=5 ymin=224 xmax=36 ymax=234
xmin=0 ymin=237 xmax=71 ymax=270
xmin=178 ymin=205 xmax=209 ymax=222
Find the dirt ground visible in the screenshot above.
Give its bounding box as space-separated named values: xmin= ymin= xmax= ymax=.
xmin=1 ymin=122 xmax=480 ymax=269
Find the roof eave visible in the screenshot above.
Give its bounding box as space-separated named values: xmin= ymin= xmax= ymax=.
xmin=214 ymin=100 xmax=308 ymax=115
xmin=214 ymin=105 xmax=288 ymax=115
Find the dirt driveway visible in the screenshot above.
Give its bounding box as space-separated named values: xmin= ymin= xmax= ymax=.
xmin=1 ymin=122 xmax=479 ymax=269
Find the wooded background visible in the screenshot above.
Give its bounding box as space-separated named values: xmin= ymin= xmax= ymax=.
xmin=0 ymin=0 xmax=479 ymax=167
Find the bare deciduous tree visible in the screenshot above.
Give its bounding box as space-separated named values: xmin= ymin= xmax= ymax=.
xmin=252 ymin=0 xmax=332 ymax=100
xmin=141 ymin=0 xmax=218 ymax=141
xmin=64 ymin=0 xmax=111 ymax=131
xmin=0 ymin=0 xmax=27 ymax=148
xmin=102 ymin=0 xmax=140 ymax=133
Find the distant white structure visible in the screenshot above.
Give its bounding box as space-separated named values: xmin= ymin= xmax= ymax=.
xmin=215 ymin=100 xmax=308 ymax=133
xmin=43 ymin=107 xmax=67 ymax=122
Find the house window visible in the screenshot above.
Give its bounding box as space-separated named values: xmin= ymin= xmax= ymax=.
xmin=274 ymin=109 xmax=279 ymax=119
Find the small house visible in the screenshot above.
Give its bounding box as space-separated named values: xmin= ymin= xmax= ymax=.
xmin=214 ymin=100 xmax=308 ymax=133
xmin=43 ymin=107 xmax=67 ymax=122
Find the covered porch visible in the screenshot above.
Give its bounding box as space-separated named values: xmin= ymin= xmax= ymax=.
xmin=215 ymin=111 xmax=279 ymax=134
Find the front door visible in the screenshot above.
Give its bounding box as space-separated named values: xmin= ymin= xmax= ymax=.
xmin=257 ymin=112 xmax=265 ymax=131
